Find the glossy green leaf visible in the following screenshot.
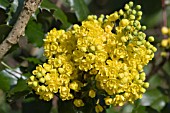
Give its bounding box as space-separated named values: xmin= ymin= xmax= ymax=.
xmin=0 ymin=0 xmax=10 ymax=8
xmin=141 ymin=89 xmax=168 ymax=112
xmin=7 ymin=78 xmax=30 ymax=102
xmin=68 ymin=0 xmax=90 ymax=21
xmin=132 ymin=100 xmax=147 ymax=113
xmin=25 ymin=20 xmax=44 ymax=47
xmin=8 ymin=79 xmax=30 ymax=94
xmin=0 ymin=24 xmax=12 ymax=43
xmin=0 ymin=71 xmax=13 ymax=91
xmin=37 ymin=9 xmax=55 ymax=32
xmin=41 ymin=0 xmax=71 ymax=29
xmin=151 ymin=97 xmax=166 ymax=112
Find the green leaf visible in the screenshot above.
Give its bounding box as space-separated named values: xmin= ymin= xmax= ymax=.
xmin=140 ymin=89 xmax=168 ymax=112
xmin=7 ymin=79 xmax=30 ymax=102
xmin=58 ymin=99 xmax=76 ymax=113
xmin=25 ymin=20 xmax=44 ymax=47
xmin=68 ymin=0 xmax=90 ymax=21
xmin=132 ymin=100 xmax=147 ymax=113
xmin=41 ymin=0 xmax=71 ymax=29
xmin=0 ymin=24 xmax=12 ymax=43
xmin=25 ymin=57 xmax=42 ymax=64
xmin=37 ymin=9 xmax=55 ymax=32
xmin=0 ymin=0 xmax=10 ymax=8
xmin=22 ymin=97 xmax=52 ymax=113
xmin=8 ymin=78 xmax=30 ymax=95
xmin=0 ymin=8 xmax=8 ymax=24
xmin=0 ymin=71 xmax=13 ymax=91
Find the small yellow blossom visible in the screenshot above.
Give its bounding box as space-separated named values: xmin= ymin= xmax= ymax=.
xmin=89 ymin=89 xmax=96 ymax=98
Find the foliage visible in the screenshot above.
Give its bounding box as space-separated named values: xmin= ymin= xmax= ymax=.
xmin=0 ymin=0 xmax=170 ymax=113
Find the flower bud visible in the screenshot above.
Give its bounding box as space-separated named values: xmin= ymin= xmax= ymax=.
xmin=161 ymin=26 xmax=168 ymax=35
xmin=148 ymin=36 xmax=154 ymax=42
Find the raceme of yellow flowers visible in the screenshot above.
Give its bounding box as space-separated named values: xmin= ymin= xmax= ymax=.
xmin=28 ymin=1 xmax=157 ymax=112
xmin=160 ymin=26 xmax=170 ymax=57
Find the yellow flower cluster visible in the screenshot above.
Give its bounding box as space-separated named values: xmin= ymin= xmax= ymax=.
xmin=28 ymin=1 xmax=156 ymax=112
xmin=160 ymin=26 xmax=170 ymax=57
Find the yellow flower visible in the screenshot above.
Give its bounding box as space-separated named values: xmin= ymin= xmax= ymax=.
xmin=89 ymin=89 xmax=96 ymax=98
xmin=28 ymin=1 xmax=156 ymax=109
xmin=95 ymin=104 xmax=103 ymax=113
xmin=73 ymin=99 xmax=84 ymax=107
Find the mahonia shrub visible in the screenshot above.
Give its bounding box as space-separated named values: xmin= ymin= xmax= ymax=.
xmin=28 ymin=1 xmax=157 ymax=112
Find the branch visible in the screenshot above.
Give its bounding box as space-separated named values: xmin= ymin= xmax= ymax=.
xmin=0 ymin=0 xmax=42 ymax=61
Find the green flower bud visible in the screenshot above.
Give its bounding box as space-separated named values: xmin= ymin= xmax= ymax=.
xmin=148 ymin=36 xmax=154 ymax=42
xmin=136 ymin=5 xmax=141 ymax=10
xmin=141 ymin=26 xmax=146 ymax=31
xmin=124 ymin=4 xmax=130 ymax=10
xmin=137 ymin=11 xmax=143 ymax=16
xmin=129 ymin=1 xmax=134 ymax=7
xmin=119 ymin=9 xmax=124 ymax=15
xmin=132 ymin=10 xmax=136 ymax=15
xmin=143 ymin=82 xmax=149 ymax=88
xmin=130 ymin=15 xmax=135 ymax=20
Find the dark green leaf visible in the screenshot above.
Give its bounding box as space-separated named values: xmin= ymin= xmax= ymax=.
xmin=0 ymin=71 xmax=13 ymax=91
xmin=132 ymin=100 xmax=147 ymax=113
xmin=0 ymin=24 xmax=12 ymax=43
xmin=7 ymin=79 xmax=30 ymax=102
xmin=151 ymin=96 xmax=166 ymax=112
xmin=0 ymin=8 xmax=8 ymax=24
xmin=58 ymin=99 xmax=76 ymax=113
xmin=68 ymin=0 xmax=90 ymax=21
xmin=140 ymin=89 xmax=168 ymax=112
xmin=9 ymin=79 xmax=29 ymax=93
xmin=22 ymin=97 xmax=52 ymax=113
xmin=25 ymin=20 xmax=44 ymax=47
xmin=0 ymin=0 xmax=10 ymax=8
xmin=37 ymin=9 xmax=55 ymax=32
xmin=41 ymin=0 xmax=71 ymax=29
